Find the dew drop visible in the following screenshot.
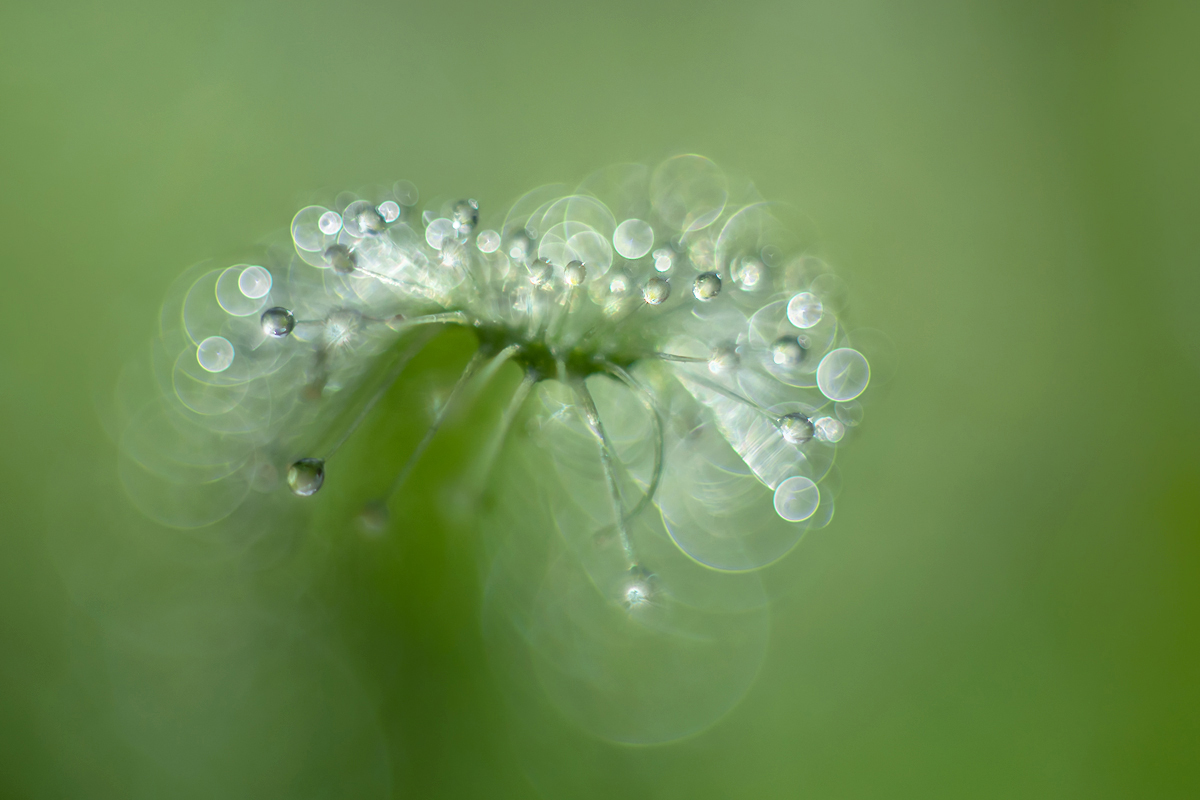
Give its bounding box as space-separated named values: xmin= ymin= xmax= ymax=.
xmin=771 ymin=335 xmax=806 ymax=367
xmin=642 ymin=276 xmax=671 ymax=305
xmin=564 ymin=260 xmax=587 ymax=286
xmin=324 ymin=244 xmax=357 ymax=274
xmin=452 ymin=199 xmax=479 ymax=237
xmin=693 ymin=272 xmax=721 ymax=301
xmin=196 ymin=336 xmax=234 ymax=373
xmin=529 ymin=259 xmax=553 ymax=286
xmin=343 ymin=200 xmax=386 ymax=237
xmin=260 ymin=307 xmax=296 ymax=338
xmin=773 ymin=476 xmax=819 ymax=522
xmin=779 ymin=412 xmax=814 ymax=445
xmin=287 ymin=458 xmax=325 ymax=497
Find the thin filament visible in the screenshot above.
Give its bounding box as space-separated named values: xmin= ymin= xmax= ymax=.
xmin=574 ymin=379 xmax=636 ymax=566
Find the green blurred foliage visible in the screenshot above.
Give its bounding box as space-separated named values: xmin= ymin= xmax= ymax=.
xmin=1 ymin=0 xmax=1198 ymax=797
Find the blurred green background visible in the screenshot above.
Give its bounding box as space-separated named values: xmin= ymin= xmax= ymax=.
xmin=2 ymin=0 xmax=1198 ymax=797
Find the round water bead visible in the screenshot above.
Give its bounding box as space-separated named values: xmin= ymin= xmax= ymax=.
xmin=318 ymin=210 xmax=343 ymax=235
xmin=564 ymin=260 xmax=587 ymax=286
xmin=787 ymin=292 xmax=823 ymax=329
xmin=529 ymin=259 xmax=553 ymax=286
xmin=377 ymin=200 xmax=401 ymax=223
xmin=642 ymin=277 xmax=671 ymax=305
xmin=342 ymin=200 xmax=386 ymax=237
xmin=773 ymin=476 xmax=819 ymax=522
xmin=287 ymin=458 xmax=325 ymax=497
xmin=817 ymin=348 xmax=870 ymax=402
xmin=476 ymin=229 xmax=501 ymax=253
xmin=813 ymin=416 xmax=845 ymax=443
xmin=260 ymin=306 xmax=295 ymax=338
xmin=734 ymin=257 xmax=765 ymax=291
xmin=238 ymin=265 xmax=272 ymax=299
xmin=613 ymin=218 xmax=654 ymax=259
xmin=196 ymin=336 xmax=235 ymax=373
xmin=693 ymin=272 xmax=721 ymax=301
xmin=779 ymin=413 xmax=814 ymax=445
xmin=771 ymin=335 xmax=806 ymax=367
xmin=452 ymin=199 xmax=479 ymax=236
xmin=324 ymin=244 xmax=357 ymax=274
xmin=291 ymin=205 xmax=334 ymax=251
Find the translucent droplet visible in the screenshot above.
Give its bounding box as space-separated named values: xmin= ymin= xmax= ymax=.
xmin=770 ymin=335 xmax=806 ymax=367
xmin=425 ymin=218 xmax=455 ymax=250
xmin=773 ymin=476 xmax=819 ymax=522
xmin=529 ymin=259 xmax=553 ymax=286
xmin=393 ymin=180 xmax=419 ymax=206
xmin=343 ymin=200 xmax=386 ymax=237
xmin=613 ymin=218 xmax=654 ymax=259
xmin=642 ymin=277 xmax=671 ymax=305
xmin=835 ymin=400 xmax=863 ymax=427
xmin=196 ymin=336 xmax=234 ymax=373
xmin=817 ymin=348 xmax=870 ymax=402
xmin=564 ymin=260 xmax=587 ymax=286
xmin=318 ymin=210 xmax=343 ymax=235
xmin=238 ymin=265 xmax=272 ymax=299
xmin=813 ymin=416 xmax=845 ymax=443
xmin=508 ymin=232 xmax=531 ymax=262
xmin=476 ymin=229 xmax=500 ymax=253
xmin=779 ymin=413 xmax=814 ymax=445
xmin=287 ymin=458 xmax=325 ymax=497
xmin=260 ymin=307 xmax=295 ymax=338
xmin=693 ymin=272 xmax=721 ymax=301
xmin=622 ymin=565 xmax=655 ymax=610
xmin=324 ymin=244 xmax=356 ymax=274
xmin=787 ymin=292 xmax=823 ymax=329
xmin=452 ymin=199 xmax=479 ymax=237
xmin=709 ymin=344 xmax=740 ymax=373
xmin=377 ymin=200 xmax=401 ymax=223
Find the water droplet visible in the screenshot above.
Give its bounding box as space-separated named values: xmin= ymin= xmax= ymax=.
xmin=652 ymin=247 xmax=675 ymax=272
xmin=260 ymin=307 xmax=296 ymax=338
xmin=196 ymin=336 xmax=234 ymax=373
xmin=425 ymin=218 xmax=455 ymax=250
xmin=287 ymin=458 xmax=325 ymax=497
xmin=770 ymin=335 xmax=806 ymax=367
xmin=613 ymin=218 xmax=654 ymax=259
xmin=735 ymin=257 xmax=765 ymax=291
xmin=773 ymin=475 xmax=819 ymax=521
xmin=238 ymin=265 xmax=272 ymax=299
xmin=692 ymin=272 xmax=721 ymax=301
xmin=642 ymin=277 xmax=670 ymax=305
xmin=817 ymin=348 xmax=870 ymax=402
xmin=564 ymin=260 xmax=587 ymax=286
xmin=343 ymin=200 xmax=386 ymax=237
xmin=529 ymin=259 xmax=553 ymax=286
xmin=476 ymin=229 xmax=500 ymax=253
xmin=813 ymin=416 xmax=845 ymax=443
xmin=787 ymin=292 xmax=823 ymax=329
xmin=324 ymin=244 xmax=356 ymax=274
xmin=452 ymin=199 xmax=479 ymax=237
xmin=779 ymin=412 xmax=814 ymax=445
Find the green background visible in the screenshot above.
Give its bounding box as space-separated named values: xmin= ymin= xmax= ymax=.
xmin=2 ymin=0 xmax=1198 ymax=797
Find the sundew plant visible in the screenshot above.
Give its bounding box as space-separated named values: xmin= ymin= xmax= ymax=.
xmin=120 ymin=155 xmax=885 ymax=744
